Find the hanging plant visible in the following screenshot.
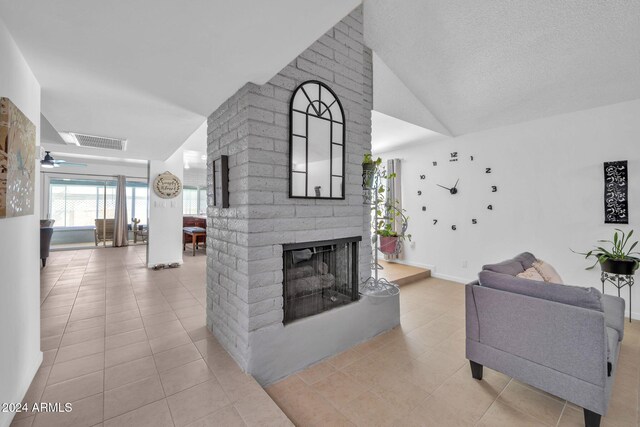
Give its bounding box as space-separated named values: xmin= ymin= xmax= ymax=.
xmin=362 ymin=153 xmax=381 ymax=190
xmin=364 ymin=154 xmax=411 ymax=256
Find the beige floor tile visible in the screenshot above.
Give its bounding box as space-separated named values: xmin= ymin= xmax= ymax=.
xmin=9 ymin=415 xmax=35 ymax=427
xmin=393 ymin=394 xmax=476 ymax=427
xmin=55 ymin=337 xmax=104 ymax=363
xmin=105 ymin=328 xmax=147 ymax=350
xmin=477 ymin=400 xmax=548 ymax=427
xmin=428 ymin=365 xmax=509 ymax=421
xmin=104 ymin=355 xmax=158 ymax=390
xmin=144 ymin=319 xmax=186 ymax=339
xmin=558 ymin=406 xmax=618 ymax=427
xmin=159 ymin=359 xmax=215 ymax=396
xmin=149 ymin=330 xmax=192 ymax=354
xmin=103 ymin=399 xmax=174 ymax=427
xmin=60 ymin=325 xmax=105 ymax=347
xmin=344 ymin=390 xmax=402 ymax=427
xmin=326 ymin=348 xmax=364 ymax=369
xmin=32 ymin=392 xmax=103 ymax=427
xmin=47 ymin=353 xmax=104 ymax=385
xmin=105 ymin=340 xmax=152 ymax=368
xmin=234 ymin=388 xmax=292 ymax=426
xmin=166 ymin=379 xmax=230 ymax=427
xmin=498 ymin=380 xmax=565 ymax=426
xmin=297 ymin=360 xmax=336 ymax=385
xmin=154 ymin=342 xmax=202 ymax=372
xmin=183 ymin=405 xmax=246 ymax=427
xmin=41 ymin=371 xmax=103 ymax=404
xmin=103 ymin=374 xmax=165 ymax=419
xmin=312 ymin=371 xmax=368 ymax=410
xmin=106 ymin=317 xmax=144 ymax=336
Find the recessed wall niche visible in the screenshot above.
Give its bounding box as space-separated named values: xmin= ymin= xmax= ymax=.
xmin=289 ymin=80 xmax=345 ymax=199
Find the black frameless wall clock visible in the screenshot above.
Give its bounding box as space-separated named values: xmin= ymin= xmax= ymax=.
xmin=419 ymin=151 xmax=497 ymax=230
xmin=604 ymin=160 xmax=628 ymax=224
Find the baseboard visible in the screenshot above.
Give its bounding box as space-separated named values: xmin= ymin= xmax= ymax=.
xmin=1 ymin=351 xmax=43 ymax=427
xmin=431 ymin=272 xmax=474 ymax=284
xmin=384 ymin=259 xmax=472 ymax=284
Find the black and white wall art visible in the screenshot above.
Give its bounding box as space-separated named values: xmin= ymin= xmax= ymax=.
xmin=604 ymin=160 xmax=628 ymax=224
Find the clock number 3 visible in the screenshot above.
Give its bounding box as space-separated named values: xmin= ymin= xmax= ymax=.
xmin=491 ymin=186 xmax=498 ymax=192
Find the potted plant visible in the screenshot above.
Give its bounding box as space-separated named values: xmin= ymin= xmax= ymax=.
xmin=375 ymin=197 xmax=411 ymax=256
xmin=573 ymin=229 xmax=640 ymax=275
xmin=362 ymin=154 xmax=381 ymax=189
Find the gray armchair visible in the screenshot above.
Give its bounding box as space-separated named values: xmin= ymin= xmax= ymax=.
xmin=466 ymin=252 xmax=624 ymax=427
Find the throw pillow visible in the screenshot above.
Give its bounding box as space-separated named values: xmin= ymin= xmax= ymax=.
xmin=516 ymin=267 xmax=545 ymax=282
xmin=533 ymin=260 xmax=564 ymax=284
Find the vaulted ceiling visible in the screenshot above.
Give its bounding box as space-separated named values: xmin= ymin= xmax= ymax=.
xmin=2 ymin=0 xmax=639 ymax=159
xmin=0 ymin=0 xmax=359 ymax=160
xmin=365 ymin=0 xmax=640 ymax=136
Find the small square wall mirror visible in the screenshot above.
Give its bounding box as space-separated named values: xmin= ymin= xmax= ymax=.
xmin=289 ymin=80 xmax=345 ymax=199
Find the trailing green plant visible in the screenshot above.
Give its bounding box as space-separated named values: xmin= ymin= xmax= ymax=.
xmin=572 ymin=228 xmax=640 ymax=271
xmin=365 ymin=155 xmax=411 ymax=243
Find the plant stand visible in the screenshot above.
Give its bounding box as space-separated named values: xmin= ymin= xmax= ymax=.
xmin=601 ymin=271 xmax=634 ymax=322
xmin=360 ymin=166 xmax=400 ymax=298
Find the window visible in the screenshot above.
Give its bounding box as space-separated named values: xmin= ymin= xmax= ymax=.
xmin=183 ymin=186 xmax=207 ymax=215
xmin=49 ymin=179 xmax=148 ymax=227
xmin=290 ymin=80 xmax=345 ymax=199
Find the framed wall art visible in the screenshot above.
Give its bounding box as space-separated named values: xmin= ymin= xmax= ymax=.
xmin=0 ymin=97 xmax=36 ymax=218
xmin=604 ymin=160 xmax=628 ymax=224
xmin=212 ymin=155 xmax=229 ymax=208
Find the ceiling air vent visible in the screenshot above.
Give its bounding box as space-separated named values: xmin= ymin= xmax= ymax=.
xmin=61 ymin=132 xmax=128 ymax=151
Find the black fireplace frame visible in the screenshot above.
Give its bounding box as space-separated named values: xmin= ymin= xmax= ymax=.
xmin=282 ymin=236 xmax=361 ymax=324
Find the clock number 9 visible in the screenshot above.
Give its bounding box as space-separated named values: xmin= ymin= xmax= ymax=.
xmin=491 ymin=186 xmax=497 ymax=192
xmin=487 ymin=205 xmax=493 ymax=210
xmin=417 ymin=190 xmax=422 ymax=196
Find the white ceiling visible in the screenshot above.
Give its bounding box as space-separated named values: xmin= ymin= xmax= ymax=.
xmin=0 ymin=0 xmax=359 ymax=160
xmin=365 ymin=0 xmax=640 ymax=136
xmin=373 ymin=52 xmax=450 ymax=136
xmin=371 ymin=111 xmax=447 ymax=153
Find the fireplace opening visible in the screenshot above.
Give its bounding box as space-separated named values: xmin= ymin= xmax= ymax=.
xmin=282 ymin=236 xmax=361 ymax=324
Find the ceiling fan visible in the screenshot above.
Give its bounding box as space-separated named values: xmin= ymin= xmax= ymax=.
xmin=41 ymin=151 xmax=87 ymax=168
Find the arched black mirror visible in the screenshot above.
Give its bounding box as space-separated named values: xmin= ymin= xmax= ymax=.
xmin=289 ymin=80 xmax=345 ymax=199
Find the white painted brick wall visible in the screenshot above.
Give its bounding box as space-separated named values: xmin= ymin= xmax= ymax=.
xmin=206 ymin=5 xmax=372 ymax=371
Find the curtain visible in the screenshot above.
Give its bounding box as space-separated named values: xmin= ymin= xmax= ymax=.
xmin=385 ymin=159 xmax=402 ymax=260
xmin=113 ymin=175 xmax=129 ymax=247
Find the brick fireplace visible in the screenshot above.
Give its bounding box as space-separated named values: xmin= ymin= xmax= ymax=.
xmin=206 ymin=5 xmax=399 ymax=384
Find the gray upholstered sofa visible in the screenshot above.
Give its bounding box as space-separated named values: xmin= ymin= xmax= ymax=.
xmin=466 ymin=252 xmax=625 ymax=427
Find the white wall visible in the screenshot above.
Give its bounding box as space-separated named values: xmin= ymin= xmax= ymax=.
xmin=147 ymin=147 xmax=184 ymax=267
xmin=0 ymin=19 xmax=42 ymax=427
xmin=377 ymin=99 xmax=640 ymax=318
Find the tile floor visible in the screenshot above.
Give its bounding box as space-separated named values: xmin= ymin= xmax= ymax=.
xmin=266 ymin=278 xmax=640 ymax=427
xmin=15 ymin=246 xmax=291 ymax=427
xmin=16 ymin=247 xmax=640 ymax=426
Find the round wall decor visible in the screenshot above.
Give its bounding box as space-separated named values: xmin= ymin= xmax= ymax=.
xmin=153 ymin=171 xmax=182 ymax=199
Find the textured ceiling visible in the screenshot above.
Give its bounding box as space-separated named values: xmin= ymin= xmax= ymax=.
xmin=373 ymin=52 xmax=451 ymax=136
xmin=0 ymin=0 xmax=359 ymax=160
xmin=371 ymin=111 xmax=447 ymax=153
xmin=365 ymin=0 xmax=640 ymax=135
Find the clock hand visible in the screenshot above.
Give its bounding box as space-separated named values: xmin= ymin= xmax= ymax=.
xmin=453 ymin=178 xmax=459 ymax=189
xmin=436 ymin=184 xmax=451 ymax=191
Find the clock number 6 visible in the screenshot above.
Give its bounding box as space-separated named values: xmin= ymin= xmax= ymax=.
xmin=451 ymin=225 xmax=457 ymax=231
